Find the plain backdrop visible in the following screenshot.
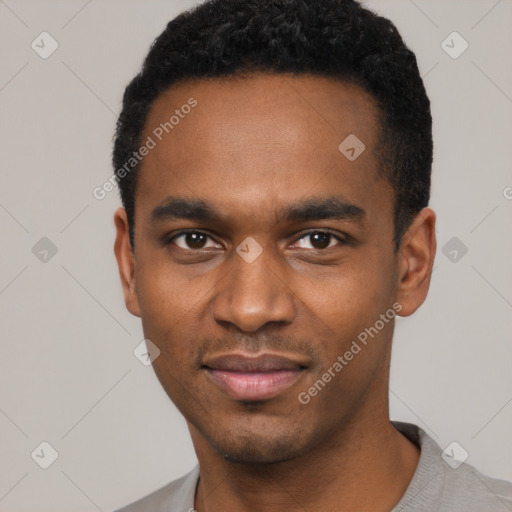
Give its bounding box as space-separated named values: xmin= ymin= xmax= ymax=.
xmin=0 ymin=0 xmax=511 ymax=510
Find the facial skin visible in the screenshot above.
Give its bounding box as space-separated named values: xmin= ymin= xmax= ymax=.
xmin=114 ymin=74 xmax=436 ymax=511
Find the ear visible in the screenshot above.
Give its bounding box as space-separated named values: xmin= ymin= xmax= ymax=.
xmin=396 ymin=207 xmax=436 ymax=317
xmin=114 ymin=208 xmax=141 ymax=317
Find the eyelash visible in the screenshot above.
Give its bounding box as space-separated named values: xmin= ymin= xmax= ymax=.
xmin=165 ymin=229 xmax=347 ymax=251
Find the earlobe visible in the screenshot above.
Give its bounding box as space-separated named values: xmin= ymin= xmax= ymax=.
xmin=113 ymin=208 xmax=141 ymax=318
xmin=396 ymin=208 xmax=436 ymax=317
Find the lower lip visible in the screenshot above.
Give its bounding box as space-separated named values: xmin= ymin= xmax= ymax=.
xmin=206 ymin=369 xmax=304 ymax=401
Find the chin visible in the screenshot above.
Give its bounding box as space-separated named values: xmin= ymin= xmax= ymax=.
xmin=204 ymin=422 xmax=313 ymax=465
xmin=217 ymin=443 xmax=300 ymax=465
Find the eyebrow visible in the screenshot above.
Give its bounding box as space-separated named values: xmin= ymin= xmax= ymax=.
xmin=151 ymin=195 xmax=366 ymax=225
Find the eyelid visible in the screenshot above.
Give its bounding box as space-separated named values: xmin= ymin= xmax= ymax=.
xmin=166 ymin=228 xmax=222 ymax=248
xmin=290 ymin=229 xmax=347 ymax=248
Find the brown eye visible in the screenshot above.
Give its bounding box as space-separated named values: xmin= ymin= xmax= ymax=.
xmin=310 ymin=232 xmax=331 ymax=249
xmin=295 ymin=231 xmax=343 ymax=250
xmin=171 ymin=231 xmax=219 ymax=250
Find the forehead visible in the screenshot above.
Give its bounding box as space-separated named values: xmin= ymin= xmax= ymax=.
xmin=136 ymin=73 xmax=392 ymax=230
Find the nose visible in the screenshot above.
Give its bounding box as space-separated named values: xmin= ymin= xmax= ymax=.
xmin=212 ymin=243 xmax=296 ymax=332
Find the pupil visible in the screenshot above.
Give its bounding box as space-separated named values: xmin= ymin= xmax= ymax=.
xmin=311 ymin=232 xmax=330 ymax=249
xmin=186 ymin=232 xmax=206 ymax=249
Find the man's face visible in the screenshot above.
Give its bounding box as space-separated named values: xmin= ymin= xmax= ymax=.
xmin=123 ymin=74 xmax=403 ymax=463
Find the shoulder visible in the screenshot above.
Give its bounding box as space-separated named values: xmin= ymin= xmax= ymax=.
xmin=392 ymin=422 xmax=512 ymax=512
xmin=440 ymin=460 xmax=512 ymax=511
xmin=112 ymin=465 xmax=199 ymax=512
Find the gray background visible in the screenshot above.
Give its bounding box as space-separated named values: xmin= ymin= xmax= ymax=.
xmin=0 ymin=0 xmax=511 ymax=510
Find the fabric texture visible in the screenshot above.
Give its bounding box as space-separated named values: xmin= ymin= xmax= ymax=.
xmin=114 ymin=421 xmax=512 ymax=511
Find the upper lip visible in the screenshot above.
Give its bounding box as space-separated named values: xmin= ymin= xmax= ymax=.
xmin=203 ymin=352 xmax=308 ymax=372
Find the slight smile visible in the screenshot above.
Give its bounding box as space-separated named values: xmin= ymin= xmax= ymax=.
xmin=203 ymin=352 xmax=309 ymax=401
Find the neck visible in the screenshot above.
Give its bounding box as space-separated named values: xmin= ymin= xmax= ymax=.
xmin=191 ymin=405 xmax=420 ymax=512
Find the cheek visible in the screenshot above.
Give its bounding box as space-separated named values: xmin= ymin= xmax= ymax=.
xmin=303 ymin=260 xmax=393 ymax=325
xmin=136 ymin=255 xmax=191 ymax=317
xmin=297 ymin=258 xmax=396 ymax=365
xmin=135 ymin=265 xmax=194 ymax=354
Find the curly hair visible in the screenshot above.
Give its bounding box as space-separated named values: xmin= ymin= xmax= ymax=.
xmin=112 ymin=0 xmax=432 ymax=250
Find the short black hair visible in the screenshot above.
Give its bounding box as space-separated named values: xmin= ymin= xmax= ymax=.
xmin=113 ymin=0 xmax=432 ymax=251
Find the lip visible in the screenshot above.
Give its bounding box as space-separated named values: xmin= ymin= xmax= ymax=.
xmin=203 ymin=352 xmax=308 ymax=401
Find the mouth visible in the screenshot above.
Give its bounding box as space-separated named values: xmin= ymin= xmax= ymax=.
xmin=202 ymin=352 xmax=308 ymax=401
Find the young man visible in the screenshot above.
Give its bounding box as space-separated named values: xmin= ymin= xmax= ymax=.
xmin=112 ymin=0 xmax=512 ymax=510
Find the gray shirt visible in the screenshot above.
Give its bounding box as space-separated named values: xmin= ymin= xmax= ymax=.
xmin=114 ymin=421 xmax=512 ymax=511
